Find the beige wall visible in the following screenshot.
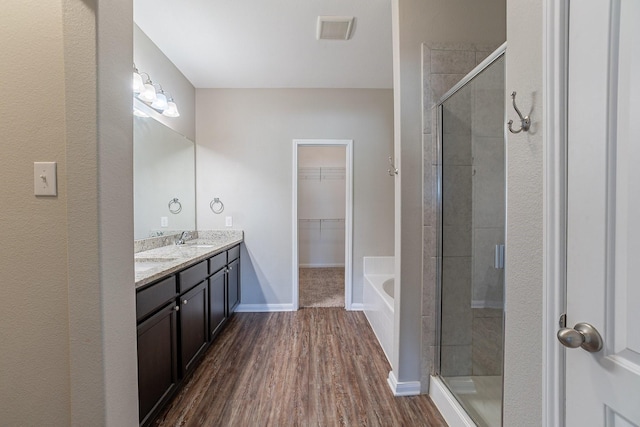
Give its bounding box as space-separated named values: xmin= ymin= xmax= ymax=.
xmin=391 ymin=0 xmax=505 ymax=386
xmin=1 ymin=0 xmax=138 ymax=424
xmin=196 ymin=89 xmax=394 ymax=308
xmin=0 ymin=2 xmax=71 ymax=423
xmin=504 ymin=0 xmax=544 ymax=424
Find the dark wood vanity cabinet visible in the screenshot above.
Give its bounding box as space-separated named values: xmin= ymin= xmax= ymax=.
xmin=178 ymin=280 xmax=208 ymax=375
xmin=136 ymin=243 xmax=242 ymax=426
xmin=227 ymin=257 xmax=240 ymax=314
xmin=137 ymin=301 xmax=178 ymax=426
xmin=208 ymin=268 xmax=226 ymax=339
xmin=136 ymin=276 xmax=178 ymax=425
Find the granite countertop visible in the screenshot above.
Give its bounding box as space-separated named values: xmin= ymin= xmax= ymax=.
xmin=135 ymin=230 xmax=243 ymax=288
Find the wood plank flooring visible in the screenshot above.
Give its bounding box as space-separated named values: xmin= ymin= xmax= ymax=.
xmin=153 ymin=308 xmax=446 ymax=427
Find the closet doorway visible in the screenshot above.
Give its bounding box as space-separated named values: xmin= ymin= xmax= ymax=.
xmin=292 ymin=139 xmax=353 ymax=310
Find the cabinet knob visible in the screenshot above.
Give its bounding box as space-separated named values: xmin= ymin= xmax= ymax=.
xmin=174 ymin=305 xmax=180 ymax=312
xmin=183 ymin=299 xmax=188 ymax=305
xmin=228 ymin=266 xmax=233 ymax=271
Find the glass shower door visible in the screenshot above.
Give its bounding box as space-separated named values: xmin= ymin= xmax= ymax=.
xmin=438 ymin=54 xmax=505 ymax=427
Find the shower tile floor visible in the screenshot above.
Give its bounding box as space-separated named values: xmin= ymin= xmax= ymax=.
xmin=444 ymin=375 xmax=502 ymax=427
xmin=299 ymin=267 xmax=344 ymax=307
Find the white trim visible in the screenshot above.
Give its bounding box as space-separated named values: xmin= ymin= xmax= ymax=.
xmin=235 ymin=303 xmax=295 ymax=313
xmin=349 ymin=303 xmax=364 ymax=311
xmin=429 ymin=376 xmax=477 ymax=427
xmin=292 ymin=139 xmax=354 ymax=310
xmin=387 ymin=371 xmax=421 ymax=396
xmin=298 ymin=263 xmax=345 ymax=268
xmin=543 ymin=0 xmax=568 ymax=426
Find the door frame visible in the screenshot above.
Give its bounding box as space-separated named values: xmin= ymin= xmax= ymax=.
xmin=292 ymin=139 xmax=354 ymax=311
xmin=543 ymin=0 xmax=569 ymax=425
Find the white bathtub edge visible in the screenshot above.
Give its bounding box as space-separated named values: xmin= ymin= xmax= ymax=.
xmin=429 ymin=375 xmax=477 ymax=427
xmin=364 ymin=274 xmax=394 ymax=312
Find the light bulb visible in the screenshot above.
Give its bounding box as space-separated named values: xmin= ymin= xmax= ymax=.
xmin=163 ymin=101 xmax=180 ymax=117
xmin=151 ymin=92 xmax=168 ymax=111
xmin=137 ymin=83 xmax=157 ymax=103
xmin=133 ymin=72 xmax=144 ymax=94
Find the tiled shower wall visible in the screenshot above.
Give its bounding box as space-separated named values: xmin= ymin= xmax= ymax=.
xmin=421 ymin=43 xmax=500 ymax=390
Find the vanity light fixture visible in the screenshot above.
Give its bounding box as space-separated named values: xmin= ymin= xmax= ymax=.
xmin=132 ymin=64 xmax=180 ymax=117
xmin=162 ymin=93 xmax=180 ymax=117
xmin=150 ymin=85 xmax=169 ymax=111
xmin=133 ymin=64 xmax=145 ymax=94
xmin=133 ymin=107 xmax=149 ymax=118
xmin=137 ymin=77 xmax=157 ymax=103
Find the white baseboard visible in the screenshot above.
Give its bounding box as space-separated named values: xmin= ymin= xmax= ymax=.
xmin=429 ymin=376 xmax=476 ymax=427
xmin=235 ymin=303 xmax=295 ymax=312
xmin=387 ymin=371 xmax=421 ymax=396
xmin=299 ymin=263 xmax=345 ymax=268
xmin=348 ymin=302 xmax=364 ymax=311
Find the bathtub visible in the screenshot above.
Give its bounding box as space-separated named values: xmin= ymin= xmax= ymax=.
xmin=363 ymin=256 xmax=394 ymax=364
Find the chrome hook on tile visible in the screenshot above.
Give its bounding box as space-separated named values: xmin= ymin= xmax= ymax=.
xmin=507 ymin=91 xmax=531 ymax=134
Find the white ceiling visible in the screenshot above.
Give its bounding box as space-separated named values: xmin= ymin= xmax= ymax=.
xmin=134 ymin=0 xmax=393 ymax=89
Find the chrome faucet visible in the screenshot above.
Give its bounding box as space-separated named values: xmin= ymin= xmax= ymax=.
xmin=175 ymin=231 xmax=191 ymax=245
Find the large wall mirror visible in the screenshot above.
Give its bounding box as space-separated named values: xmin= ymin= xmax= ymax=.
xmin=134 ymin=115 xmax=195 ymax=240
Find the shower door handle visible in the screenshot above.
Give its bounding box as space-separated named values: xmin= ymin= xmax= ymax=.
xmin=557 ymin=322 xmax=603 ymax=353
xmin=494 ymin=244 xmax=505 ymax=269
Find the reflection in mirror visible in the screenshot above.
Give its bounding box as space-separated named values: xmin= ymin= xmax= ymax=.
xmin=134 ymin=115 xmax=195 ymax=240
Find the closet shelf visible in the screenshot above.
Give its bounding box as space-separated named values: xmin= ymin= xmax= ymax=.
xmin=298 ymin=218 xmax=345 ymax=232
xmin=298 ymin=167 xmax=345 ymax=181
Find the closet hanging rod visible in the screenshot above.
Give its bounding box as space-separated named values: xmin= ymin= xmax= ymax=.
xmin=298 ymin=218 xmax=345 ymax=222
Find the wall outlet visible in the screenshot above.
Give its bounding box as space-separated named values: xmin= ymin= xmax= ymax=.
xmin=225 ymin=216 xmax=233 ymax=227
xmin=161 ymin=217 xmax=168 ymax=227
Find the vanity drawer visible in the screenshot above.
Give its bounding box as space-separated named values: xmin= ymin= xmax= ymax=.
xmin=137 ymin=276 xmax=177 ymax=322
xmin=178 ymin=260 xmax=208 ymax=293
xmin=208 ymin=252 xmax=226 ymax=275
xmin=228 ymin=245 xmax=240 ymax=262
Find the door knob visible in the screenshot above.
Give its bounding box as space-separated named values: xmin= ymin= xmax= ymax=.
xmin=557 ymin=322 xmax=603 ymax=352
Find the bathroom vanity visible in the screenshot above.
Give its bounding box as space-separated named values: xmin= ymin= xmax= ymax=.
xmin=134 ymin=231 xmax=242 ymax=426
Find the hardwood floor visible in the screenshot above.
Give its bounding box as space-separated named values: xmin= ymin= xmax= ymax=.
xmin=153 ymin=308 xmax=446 ymax=427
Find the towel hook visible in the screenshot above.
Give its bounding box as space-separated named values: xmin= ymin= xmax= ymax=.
xmin=507 ymin=91 xmax=531 ymax=134
xmin=387 ymin=156 xmax=398 ymax=176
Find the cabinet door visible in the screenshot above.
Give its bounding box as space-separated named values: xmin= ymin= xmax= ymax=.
xmin=227 ymin=258 xmax=240 ymax=314
xmin=208 ymin=268 xmax=226 ymax=339
xmin=137 ymin=302 xmax=178 ymax=425
xmin=179 ymin=280 xmax=208 ymax=375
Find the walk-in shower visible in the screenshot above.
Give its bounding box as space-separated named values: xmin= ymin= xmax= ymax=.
xmin=435 ymin=45 xmax=505 ymax=427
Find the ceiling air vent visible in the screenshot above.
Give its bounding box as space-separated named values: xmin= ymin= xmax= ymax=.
xmin=316 ymin=16 xmax=355 ymax=40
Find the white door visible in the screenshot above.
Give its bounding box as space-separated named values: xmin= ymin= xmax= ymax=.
xmin=565 ymin=0 xmax=640 ymax=425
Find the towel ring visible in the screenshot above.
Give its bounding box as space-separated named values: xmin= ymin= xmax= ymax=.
xmin=210 ymin=198 xmax=224 ymax=214
xmin=168 ymin=198 xmax=182 ymax=214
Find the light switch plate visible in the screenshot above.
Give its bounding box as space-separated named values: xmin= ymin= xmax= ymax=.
xmin=161 ymin=217 xmax=168 ymax=227
xmin=34 ymin=162 xmax=57 ymax=196
xmin=225 ymin=216 xmax=233 ymax=227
